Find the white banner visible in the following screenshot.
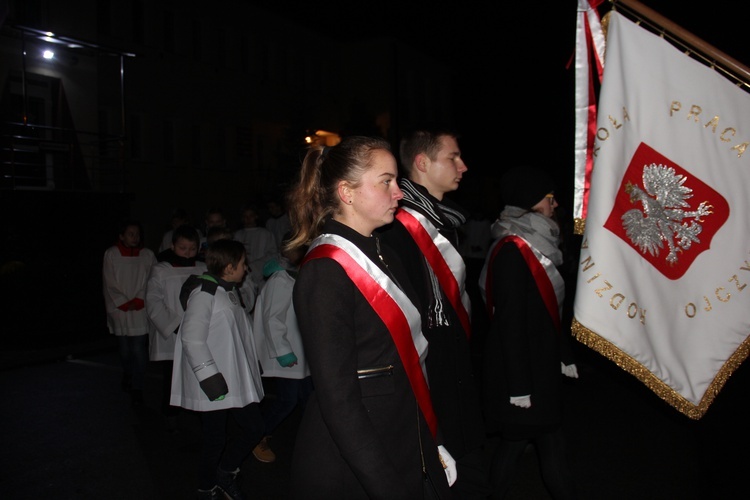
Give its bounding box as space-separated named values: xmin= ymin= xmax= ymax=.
xmin=572 ymin=11 xmax=750 ymax=419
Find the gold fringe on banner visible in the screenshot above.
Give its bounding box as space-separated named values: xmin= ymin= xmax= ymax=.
xmin=571 ymin=318 xmax=750 ymax=419
xmin=573 ymin=218 xmax=586 ymax=236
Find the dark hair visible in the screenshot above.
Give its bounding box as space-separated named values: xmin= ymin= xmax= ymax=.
xmin=284 ymin=135 xmax=391 ymax=252
xmin=500 ymin=166 xmax=556 ymax=211
xmin=171 ymin=224 xmax=200 ymax=245
xmin=279 ymin=230 xmax=307 ymax=263
xmin=239 ymin=203 xmax=260 ymax=228
xmin=240 ymin=203 xmax=259 ymax=216
xmin=399 ymin=128 xmax=460 ymax=177
xmin=204 ymin=206 xmax=226 ymax=224
xmin=118 ymin=219 xmax=142 ymax=235
xmin=206 ymin=225 xmax=233 ymax=244
xmin=117 ymin=219 xmax=144 ymax=247
xmin=205 ymin=239 xmax=245 ymax=276
xmin=170 ymin=207 xmax=189 ymax=221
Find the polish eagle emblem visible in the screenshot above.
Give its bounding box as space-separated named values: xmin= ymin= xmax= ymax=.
xmin=621 ymin=164 xmax=713 ymax=265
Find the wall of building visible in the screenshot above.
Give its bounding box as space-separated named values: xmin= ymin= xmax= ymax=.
xmin=0 ymin=0 xmax=455 ymax=340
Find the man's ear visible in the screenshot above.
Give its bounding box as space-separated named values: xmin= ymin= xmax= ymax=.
xmin=414 ymin=152 xmax=430 ymax=173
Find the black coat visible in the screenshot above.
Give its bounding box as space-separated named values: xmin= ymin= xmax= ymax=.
xmin=291 ymin=219 xmax=452 ymax=500
xmin=482 ymin=243 xmax=575 ymax=439
xmin=379 ymin=218 xmax=486 ymax=458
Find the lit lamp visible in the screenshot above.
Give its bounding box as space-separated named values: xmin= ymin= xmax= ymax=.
xmin=304 ymin=129 xmax=341 ymax=147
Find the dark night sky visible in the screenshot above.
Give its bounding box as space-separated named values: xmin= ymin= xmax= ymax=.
xmin=249 ymin=1 xmax=749 ymax=215
xmin=258 ymin=1 xmax=750 ymax=77
xmin=253 ymin=1 xmax=750 ymax=167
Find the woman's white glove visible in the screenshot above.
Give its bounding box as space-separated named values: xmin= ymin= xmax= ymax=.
xmin=437 ymin=445 xmax=457 ymax=486
xmin=509 ymin=395 xmax=532 ymax=408
xmin=561 ymin=362 xmax=579 ymax=379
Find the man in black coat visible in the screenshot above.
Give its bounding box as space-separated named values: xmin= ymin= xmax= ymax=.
xmin=379 ymin=129 xmax=492 ymax=499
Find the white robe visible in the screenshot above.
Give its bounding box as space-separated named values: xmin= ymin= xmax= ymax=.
xmin=102 ymin=245 xmax=156 ymax=337
xmin=170 ymin=281 xmax=264 ymax=411
xmin=146 ymin=261 xmax=207 ymax=361
xmin=252 ymin=270 xmax=310 ymax=379
xmin=233 ymin=227 xmax=278 ymax=289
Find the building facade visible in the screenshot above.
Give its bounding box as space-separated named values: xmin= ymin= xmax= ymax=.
xmin=0 ymin=0 xmax=454 ymax=342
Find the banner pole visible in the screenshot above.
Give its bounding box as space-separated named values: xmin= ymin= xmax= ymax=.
xmin=612 ymin=0 xmax=750 ymax=85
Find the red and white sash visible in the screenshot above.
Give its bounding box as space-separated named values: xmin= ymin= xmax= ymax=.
xmin=395 ymin=208 xmax=471 ymax=339
xmin=482 ymin=235 xmax=565 ymax=332
xmin=304 ymin=234 xmax=438 ymax=438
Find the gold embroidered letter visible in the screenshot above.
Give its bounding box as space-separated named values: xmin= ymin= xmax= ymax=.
xmin=719 ymin=128 xmax=736 ymax=142
xmin=687 ymin=105 xmax=702 ymax=122
xmin=715 ymin=287 xmax=730 ymax=302
xmin=580 ymin=255 xmax=595 ymax=272
xmin=595 ymin=281 xmax=613 ymax=298
xmin=731 ymin=142 xmax=748 ymax=158
xmin=728 ymin=275 xmax=747 ymax=292
xmin=704 ymin=116 xmax=720 ymax=133
xmin=685 ymin=303 xmax=697 ymax=318
xmin=609 ymin=292 xmax=624 ymax=308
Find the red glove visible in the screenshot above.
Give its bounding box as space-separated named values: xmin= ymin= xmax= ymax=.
xmin=117 ymin=298 xmax=144 ymax=311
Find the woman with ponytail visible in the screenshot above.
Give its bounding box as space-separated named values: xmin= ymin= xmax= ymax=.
xmin=286 ymin=136 xmax=456 ymax=499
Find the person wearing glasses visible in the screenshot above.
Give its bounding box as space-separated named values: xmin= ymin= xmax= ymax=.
xmin=478 ymin=166 xmax=578 ymax=500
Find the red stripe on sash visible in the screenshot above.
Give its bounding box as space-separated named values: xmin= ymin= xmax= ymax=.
xmin=484 ymin=235 xmax=561 ymax=332
xmin=304 ymin=244 xmax=439 ymax=438
xmin=395 ymin=210 xmax=471 ymax=339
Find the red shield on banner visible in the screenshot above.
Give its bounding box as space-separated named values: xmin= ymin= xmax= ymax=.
xmin=604 ymin=142 xmax=730 ymax=280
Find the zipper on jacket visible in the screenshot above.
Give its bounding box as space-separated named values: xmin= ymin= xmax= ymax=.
xmin=357 ymin=365 xmax=394 ymax=379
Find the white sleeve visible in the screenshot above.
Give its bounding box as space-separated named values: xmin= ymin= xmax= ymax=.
xmin=180 ymin=290 xmax=219 ymax=382
xmin=102 ymin=250 xmax=129 ymax=311
xmin=146 ymin=265 xmax=179 ymax=339
xmin=259 ymin=275 xmax=294 ymax=358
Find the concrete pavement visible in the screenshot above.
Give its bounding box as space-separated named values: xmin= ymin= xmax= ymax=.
xmin=2 ymin=335 xmax=750 ymax=499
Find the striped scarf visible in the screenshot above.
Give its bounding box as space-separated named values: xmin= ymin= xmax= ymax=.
xmin=398 ymin=178 xmax=468 ymax=328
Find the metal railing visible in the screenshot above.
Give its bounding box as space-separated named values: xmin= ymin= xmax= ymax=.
xmin=1 ymin=121 xmax=126 ymax=192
